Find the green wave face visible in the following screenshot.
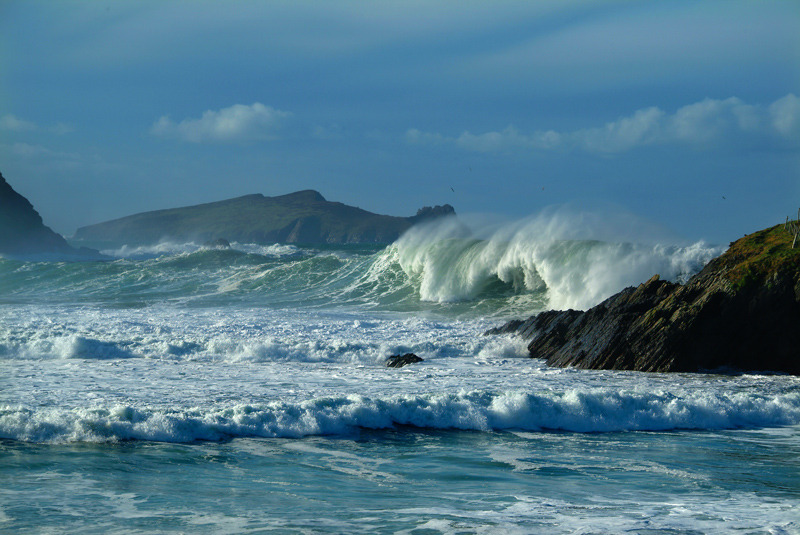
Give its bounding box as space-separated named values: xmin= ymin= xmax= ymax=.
xmin=0 ymin=228 xmax=720 ymax=319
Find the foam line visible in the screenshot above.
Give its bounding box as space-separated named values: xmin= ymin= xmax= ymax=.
xmin=3 ymin=389 xmax=798 ymax=443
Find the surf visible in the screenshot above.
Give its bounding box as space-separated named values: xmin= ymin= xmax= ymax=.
xmin=1 ymin=208 xmax=721 ymax=316
xmin=3 ymin=387 xmax=798 ymax=443
xmin=392 ymin=208 xmax=721 ymax=310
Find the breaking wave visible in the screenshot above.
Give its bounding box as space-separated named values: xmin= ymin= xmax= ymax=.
xmin=392 ymin=208 xmax=721 ymax=310
xmin=3 ymin=388 xmax=798 ymax=443
xmin=0 ymin=209 xmax=722 ymax=314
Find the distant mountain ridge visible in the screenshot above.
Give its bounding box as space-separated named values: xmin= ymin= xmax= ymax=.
xmin=74 ymin=190 xmax=455 ymax=245
xmin=0 ymin=171 xmax=100 ymax=258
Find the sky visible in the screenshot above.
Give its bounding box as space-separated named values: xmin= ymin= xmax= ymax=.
xmin=1 ymin=0 xmax=798 ymax=243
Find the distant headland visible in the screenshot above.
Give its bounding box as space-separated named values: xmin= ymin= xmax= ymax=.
xmin=74 ymin=190 xmax=455 ymax=245
xmin=0 ymin=171 xmax=103 ymax=259
xmin=488 ymin=221 xmax=800 ymax=375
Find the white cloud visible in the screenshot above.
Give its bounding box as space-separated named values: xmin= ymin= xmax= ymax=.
xmin=666 ymin=97 xmax=754 ymax=143
xmin=457 ymin=127 xmax=563 ymax=153
xmin=48 ymin=123 xmax=75 ymax=135
xmin=406 ymin=126 xmax=562 ymax=153
xmin=0 ymin=142 xmax=82 ymax=170
xmin=151 ymin=103 xmax=292 ymax=143
xmin=405 ymin=128 xmax=446 ymax=146
xmin=0 ymin=114 xmax=37 ymax=132
xmin=407 ymin=94 xmax=800 ymax=155
xmin=769 ymin=93 xmax=800 ymax=137
xmin=456 ymin=127 xmax=525 ymax=153
xmin=0 ymin=115 xmax=74 ymax=135
xmin=575 ymin=107 xmax=665 ymax=153
xmin=7 ymin=142 xmax=79 ymax=160
xmin=10 ymin=142 xmax=49 ymax=157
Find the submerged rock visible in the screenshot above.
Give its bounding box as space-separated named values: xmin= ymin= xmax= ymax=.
xmin=488 ymin=224 xmax=800 ymax=375
xmin=386 ymin=353 xmax=424 ymax=368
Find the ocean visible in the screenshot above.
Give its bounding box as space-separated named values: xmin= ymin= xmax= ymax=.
xmin=1 ymin=217 xmax=799 ymax=534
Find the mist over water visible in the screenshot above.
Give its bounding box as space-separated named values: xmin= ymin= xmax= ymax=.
xmin=391 ymin=207 xmax=720 ymax=310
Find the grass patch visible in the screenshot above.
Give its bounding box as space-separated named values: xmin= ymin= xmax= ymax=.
xmin=723 ymin=224 xmax=800 ymax=290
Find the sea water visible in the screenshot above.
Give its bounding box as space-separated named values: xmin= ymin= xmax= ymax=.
xmin=1 ymin=217 xmax=799 ymax=534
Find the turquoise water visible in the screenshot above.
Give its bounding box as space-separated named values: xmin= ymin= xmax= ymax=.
xmin=1 ymin=224 xmax=799 ymax=533
xmin=3 ymin=428 xmax=798 ymax=533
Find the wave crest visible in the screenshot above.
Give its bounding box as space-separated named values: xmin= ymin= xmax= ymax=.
xmin=394 ymin=210 xmax=722 ymax=310
xmin=3 ymin=388 xmax=798 ymax=443
xmin=2 ymin=207 xmax=723 ymax=314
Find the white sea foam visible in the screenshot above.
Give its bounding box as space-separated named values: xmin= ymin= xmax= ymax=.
xmin=2 ymin=213 xmax=798 ymax=534
xmin=1 ymin=227 xmax=796 ymax=451
xmin=102 ymin=241 xmax=204 ymax=259
xmin=0 ymin=304 xmax=527 ymax=365
xmin=4 ymin=210 xmax=720 ymax=315
xmin=229 ymin=241 xmax=302 ymax=257
xmin=402 ymin=493 xmax=800 ymax=535
xmin=2 ymin=388 xmax=798 ymax=443
xmin=101 ymin=240 xmax=301 ymax=260
xmin=3 ymin=304 xmax=799 ymax=445
xmin=394 ymin=208 xmax=722 ymax=310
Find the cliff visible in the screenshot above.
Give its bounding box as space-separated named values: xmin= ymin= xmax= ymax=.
xmin=74 ymin=191 xmax=455 ymax=245
xmin=488 ymin=224 xmax=800 ymax=375
xmin=0 ymin=171 xmax=98 ymax=257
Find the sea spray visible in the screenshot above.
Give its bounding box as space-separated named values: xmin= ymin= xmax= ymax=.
xmin=393 ymin=208 xmax=722 ymax=310
xmin=3 ymin=388 xmax=799 ymax=443
xmin=101 ymin=240 xmax=303 ymax=260
xmin=2 ymin=209 xmax=720 ymax=313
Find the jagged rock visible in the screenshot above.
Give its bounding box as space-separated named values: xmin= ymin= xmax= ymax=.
xmin=386 ymin=353 xmax=424 ymax=368
xmin=487 ymin=225 xmax=800 ymax=375
xmin=409 ymin=204 xmax=455 ymax=224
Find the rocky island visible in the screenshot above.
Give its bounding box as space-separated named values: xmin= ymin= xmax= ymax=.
xmin=0 ymin=171 xmax=102 ymax=259
xmin=488 ymin=223 xmax=800 ymax=375
xmin=74 ymin=190 xmax=455 ymax=245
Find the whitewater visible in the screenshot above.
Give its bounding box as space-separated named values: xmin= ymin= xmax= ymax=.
xmin=2 ymin=214 xmax=799 ymax=534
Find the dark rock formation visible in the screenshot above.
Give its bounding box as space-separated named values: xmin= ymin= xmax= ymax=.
xmin=0 ymin=171 xmax=102 ymax=258
xmin=74 ymin=190 xmax=456 ymax=246
xmin=487 ymin=225 xmax=800 ymax=375
xmin=386 ymin=353 xmax=424 ymax=368
xmin=409 ymin=204 xmax=455 ymax=224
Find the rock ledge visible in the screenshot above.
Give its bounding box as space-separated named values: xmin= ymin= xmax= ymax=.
xmin=488 ymin=224 xmax=800 ymax=375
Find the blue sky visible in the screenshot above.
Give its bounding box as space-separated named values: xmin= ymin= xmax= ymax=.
xmin=1 ymin=0 xmax=798 ymax=243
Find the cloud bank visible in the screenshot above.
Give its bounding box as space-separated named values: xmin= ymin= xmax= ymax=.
xmin=407 ymin=94 xmax=800 ymax=154
xmin=151 ymin=103 xmax=292 ymax=143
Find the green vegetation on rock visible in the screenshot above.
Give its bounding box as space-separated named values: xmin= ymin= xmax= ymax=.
xmin=489 ymin=222 xmax=800 ymax=375
xmin=717 ymin=224 xmax=800 ymax=291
